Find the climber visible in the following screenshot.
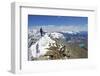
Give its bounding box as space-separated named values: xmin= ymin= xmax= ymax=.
xmin=40 ymin=27 xmax=43 ymax=36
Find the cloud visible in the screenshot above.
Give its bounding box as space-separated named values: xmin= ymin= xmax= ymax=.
xmin=29 ymin=25 xmax=87 ymax=32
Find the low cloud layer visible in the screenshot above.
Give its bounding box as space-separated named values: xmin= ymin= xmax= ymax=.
xmin=29 ymin=25 xmax=87 ymax=32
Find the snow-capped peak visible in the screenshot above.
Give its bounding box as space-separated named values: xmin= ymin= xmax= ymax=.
xmin=50 ymin=32 xmax=65 ymax=39
xmin=29 ymin=33 xmax=55 ymax=58
xmin=61 ymin=31 xmax=80 ymax=34
xmin=29 ymin=32 xmax=65 ymax=59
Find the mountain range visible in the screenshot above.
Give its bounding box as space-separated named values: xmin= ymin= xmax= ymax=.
xmin=28 ymin=30 xmax=87 ymax=60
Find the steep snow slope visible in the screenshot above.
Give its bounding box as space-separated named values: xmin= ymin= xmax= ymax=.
xmin=29 ymin=32 xmax=65 ymax=59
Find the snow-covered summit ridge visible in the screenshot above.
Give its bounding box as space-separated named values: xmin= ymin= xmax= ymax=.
xmin=29 ymin=32 xmax=65 ymax=59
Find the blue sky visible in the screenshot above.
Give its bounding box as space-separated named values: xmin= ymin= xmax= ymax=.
xmin=28 ymin=15 xmax=88 ymax=32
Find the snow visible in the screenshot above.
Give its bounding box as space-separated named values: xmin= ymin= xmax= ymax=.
xmin=62 ymin=31 xmax=79 ymax=34
xmin=50 ymin=32 xmax=65 ymax=39
xmin=28 ymin=30 xmax=41 ymax=48
xmin=29 ymin=33 xmax=55 ymax=58
xmin=29 ymin=32 xmax=65 ymax=58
